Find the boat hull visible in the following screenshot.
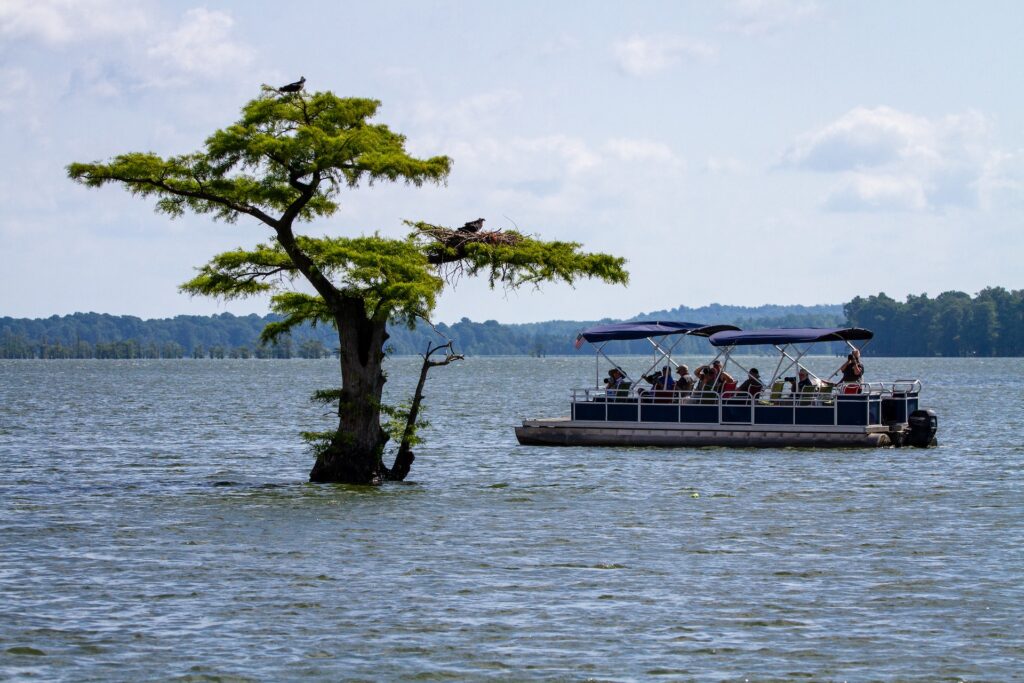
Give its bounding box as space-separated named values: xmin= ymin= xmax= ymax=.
xmin=515 ymin=419 xmax=893 ymax=448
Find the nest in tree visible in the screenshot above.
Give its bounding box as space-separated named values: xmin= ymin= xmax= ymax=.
xmin=417 ymin=225 xmax=521 ymax=265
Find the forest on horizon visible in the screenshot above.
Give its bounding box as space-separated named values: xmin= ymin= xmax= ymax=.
xmin=1 ymin=287 xmax=1021 ymax=359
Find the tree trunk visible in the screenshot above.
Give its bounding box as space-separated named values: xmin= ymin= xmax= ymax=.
xmin=384 ymin=354 xmax=430 ymax=482
xmin=385 ymin=341 xmax=462 ymax=482
xmin=308 ymin=298 xmax=390 ymax=484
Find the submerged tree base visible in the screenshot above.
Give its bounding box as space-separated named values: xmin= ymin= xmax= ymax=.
xmin=309 ymin=442 xmax=386 ymax=485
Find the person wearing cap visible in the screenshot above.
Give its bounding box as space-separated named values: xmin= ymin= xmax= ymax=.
xmin=674 ymin=365 xmax=695 ymax=395
xmin=738 ymin=368 xmax=764 ymax=397
xmin=601 ymin=367 xmax=628 ymax=401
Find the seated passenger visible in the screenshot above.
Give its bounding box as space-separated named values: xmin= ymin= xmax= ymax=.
xmin=786 ymin=368 xmax=819 ymax=392
xmin=738 ymin=368 xmax=764 ymax=397
xmin=654 ymin=365 xmax=675 ymax=402
xmin=674 ymin=365 xmax=695 ymax=395
xmin=601 ymin=368 xmax=627 ymax=401
xmin=639 ymin=367 xmax=674 ymax=401
xmin=694 ymin=360 xmax=734 ymax=394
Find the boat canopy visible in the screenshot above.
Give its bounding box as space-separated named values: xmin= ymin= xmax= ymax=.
xmin=709 ymin=327 xmax=874 ymax=347
xmin=579 ymin=321 xmax=740 ymax=343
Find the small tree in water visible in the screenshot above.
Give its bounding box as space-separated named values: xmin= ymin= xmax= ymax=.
xmin=68 ymin=86 xmax=628 ymax=484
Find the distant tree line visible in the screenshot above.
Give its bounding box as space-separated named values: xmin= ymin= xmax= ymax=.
xmin=844 ymin=287 xmax=1024 ymax=356
xmin=0 ymin=313 xmax=324 ymax=360
xmin=0 ymin=305 xmax=843 ymax=359
xmin=2 ymin=292 xmax=1019 ymax=359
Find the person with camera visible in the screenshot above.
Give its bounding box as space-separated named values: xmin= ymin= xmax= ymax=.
xmin=839 ymin=350 xmax=864 ymax=383
xmin=694 ymin=359 xmax=734 ymax=395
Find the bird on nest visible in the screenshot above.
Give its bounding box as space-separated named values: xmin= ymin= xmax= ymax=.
xmin=458 ymin=218 xmax=485 ymax=233
xmin=278 ymin=76 xmax=306 ymax=94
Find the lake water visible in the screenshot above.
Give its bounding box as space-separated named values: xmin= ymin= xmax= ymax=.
xmin=1 ymin=357 xmax=1022 ymax=680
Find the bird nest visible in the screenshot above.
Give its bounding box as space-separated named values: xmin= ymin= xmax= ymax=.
xmin=415 ymin=225 xmax=521 ymax=259
xmin=413 ymin=223 xmax=523 ymax=283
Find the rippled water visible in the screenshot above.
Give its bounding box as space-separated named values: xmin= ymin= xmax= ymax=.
xmin=1 ymin=357 xmax=1021 ymax=680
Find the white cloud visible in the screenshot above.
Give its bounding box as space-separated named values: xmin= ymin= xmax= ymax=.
xmin=723 ymin=0 xmax=818 ymax=36
xmin=978 ymin=149 xmax=1024 ymax=211
xmin=612 ymin=35 xmax=716 ymax=77
xmin=0 ymin=0 xmax=148 ymax=44
xmin=415 ymin=89 xmax=521 ymax=126
xmin=147 ymin=8 xmax=254 ymax=80
xmin=783 ymin=106 xmax=1014 ymax=212
xmin=0 ymin=3 xmax=255 ymax=88
xmin=605 ymin=138 xmax=681 ymax=166
xmin=783 ymin=106 xmax=940 ymax=171
xmin=823 ymin=174 xmax=928 ymax=212
xmin=705 ymin=156 xmax=748 ymax=175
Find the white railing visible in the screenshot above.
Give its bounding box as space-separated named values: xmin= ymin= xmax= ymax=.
xmin=570 ymin=380 xmax=921 ymax=428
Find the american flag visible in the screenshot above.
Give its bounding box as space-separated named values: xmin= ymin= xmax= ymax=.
xmin=574 ymin=334 xmax=584 ymax=350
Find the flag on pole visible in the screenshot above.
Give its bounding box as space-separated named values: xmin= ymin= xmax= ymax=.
xmin=574 ymin=334 xmax=584 ymax=350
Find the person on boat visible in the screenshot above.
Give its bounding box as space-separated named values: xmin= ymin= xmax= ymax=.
xmin=639 ymin=366 xmax=674 ymax=402
xmin=695 ymin=360 xmax=734 ymax=394
xmin=786 ymin=368 xmax=819 ymax=392
xmin=654 ymin=366 xmax=675 ymax=402
xmin=738 ymin=368 xmax=764 ymax=397
xmin=839 ymin=351 xmax=864 ymax=383
xmin=602 ymin=368 xmax=628 ymax=401
xmin=674 ymin=365 xmax=695 ymax=395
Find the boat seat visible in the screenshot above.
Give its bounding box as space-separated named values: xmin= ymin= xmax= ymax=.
xmin=764 ymin=380 xmax=786 ymax=405
xmin=720 ymin=381 xmax=738 ymax=399
xmin=614 ymin=381 xmax=632 ymax=402
xmin=842 ymin=383 xmax=861 ymax=395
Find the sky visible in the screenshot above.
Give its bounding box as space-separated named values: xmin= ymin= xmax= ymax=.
xmin=1 ymin=0 xmax=1022 ymax=323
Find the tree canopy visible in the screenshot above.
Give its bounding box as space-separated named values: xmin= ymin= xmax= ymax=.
xmin=68 ymin=85 xmax=630 ymax=483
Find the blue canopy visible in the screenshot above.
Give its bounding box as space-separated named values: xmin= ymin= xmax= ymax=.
xmin=709 ymin=327 xmax=873 ymax=347
xmin=579 ymin=321 xmax=740 ymax=343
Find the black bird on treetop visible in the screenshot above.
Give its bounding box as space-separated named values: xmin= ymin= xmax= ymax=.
xmin=278 ymin=76 xmax=306 ymax=93
xmin=459 ymin=218 xmax=485 ymax=233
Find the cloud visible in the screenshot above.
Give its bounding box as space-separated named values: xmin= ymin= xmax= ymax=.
xmin=403 ymin=92 xmax=688 ymax=226
xmin=704 ymin=156 xmax=748 ymax=175
xmin=823 ymin=174 xmax=927 ymax=212
xmin=1 ymin=3 xmax=255 ymax=88
xmin=612 ymin=35 xmax=716 ymax=77
xmin=723 ymin=0 xmax=819 ymax=36
xmin=782 ymin=106 xmax=941 ymax=171
xmin=147 ymin=8 xmax=254 ymax=81
xmin=604 ymin=138 xmax=682 ymax=166
xmin=978 ymin=149 xmax=1024 ymax=211
xmin=0 ymin=0 xmax=148 ymax=44
xmin=782 ymin=106 xmax=1014 ymax=212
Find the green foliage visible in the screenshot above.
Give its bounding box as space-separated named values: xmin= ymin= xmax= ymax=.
xmin=261 ymin=292 xmax=334 ymax=345
xmin=7 ymin=289 xmax=1024 ymax=359
xmin=68 ymin=90 xmax=451 ymax=225
xmin=380 ymin=402 xmax=428 ymax=447
xmin=408 ymin=221 xmax=629 ymax=289
xmin=300 ymin=430 xmax=340 ymax=459
xmin=310 ymin=388 xmax=345 ymax=405
xmin=181 ymin=234 xmax=444 ymax=337
xmin=844 ymin=287 xmax=1024 ymax=356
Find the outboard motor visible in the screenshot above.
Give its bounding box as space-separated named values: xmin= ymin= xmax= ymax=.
xmin=907 ymin=409 xmax=938 ymax=448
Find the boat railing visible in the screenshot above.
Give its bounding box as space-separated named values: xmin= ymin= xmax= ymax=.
xmin=570 ymin=380 xmax=922 ymax=428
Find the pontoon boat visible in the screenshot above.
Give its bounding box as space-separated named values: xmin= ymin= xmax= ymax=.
xmin=514 ymin=322 xmax=938 ymax=448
